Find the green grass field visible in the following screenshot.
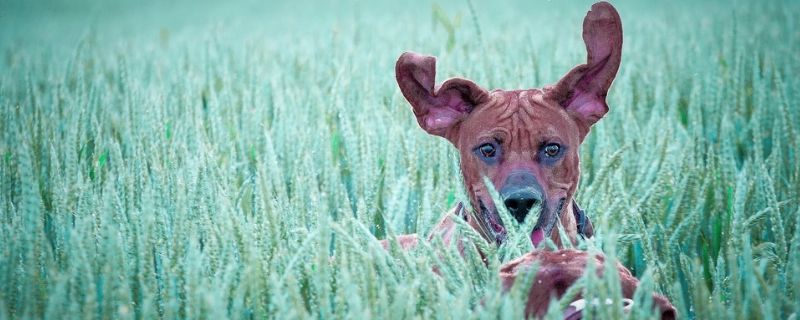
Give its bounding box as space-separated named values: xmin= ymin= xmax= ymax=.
xmin=1 ymin=0 xmax=798 ymax=318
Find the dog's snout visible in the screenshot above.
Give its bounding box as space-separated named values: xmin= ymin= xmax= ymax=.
xmin=500 ymin=172 xmax=544 ymax=223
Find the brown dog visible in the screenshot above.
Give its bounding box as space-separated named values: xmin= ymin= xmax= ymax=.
xmin=387 ymin=2 xmax=675 ymax=318
xmin=390 ymin=0 xmax=619 ymax=251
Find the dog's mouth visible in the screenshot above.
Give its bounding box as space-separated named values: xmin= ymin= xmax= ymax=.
xmin=475 ymin=198 xmax=566 ymax=247
xmin=477 ymin=200 xmax=508 ymax=244
xmin=530 ymin=198 xmax=566 ymax=247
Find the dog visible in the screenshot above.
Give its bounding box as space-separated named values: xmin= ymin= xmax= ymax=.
xmin=389 ymin=0 xmax=615 ymax=250
xmin=386 ymin=2 xmax=675 ymax=318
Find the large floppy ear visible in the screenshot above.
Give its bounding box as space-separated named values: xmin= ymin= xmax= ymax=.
xmin=396 ymin=52 xmax=489 ymax=138
xmin=547 ymin=2 xmax=622 ymax=127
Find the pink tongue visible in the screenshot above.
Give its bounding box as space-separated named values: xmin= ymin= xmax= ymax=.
xmin=531 ymin=229 xmax=545 ymax=248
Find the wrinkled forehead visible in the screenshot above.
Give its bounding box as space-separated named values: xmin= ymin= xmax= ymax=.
xmin=456 ymin=89 xmax=581 ymax=148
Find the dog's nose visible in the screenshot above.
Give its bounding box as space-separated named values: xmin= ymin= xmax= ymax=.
xmin=503 ymin=190 xmax=541 ymax=223
xmin=500 ymin=171 xmax=544 ymax=223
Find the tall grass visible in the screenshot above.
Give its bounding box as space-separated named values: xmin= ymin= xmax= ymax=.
xmin=1 ymin=0 xmax=798 ymax=318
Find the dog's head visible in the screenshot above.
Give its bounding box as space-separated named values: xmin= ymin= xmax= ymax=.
xmin=396 ymin=2 xmax=622 ymax=246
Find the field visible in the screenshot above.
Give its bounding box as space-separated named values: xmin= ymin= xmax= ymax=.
xmin=1 ymin=0 xmax=799 ymax=318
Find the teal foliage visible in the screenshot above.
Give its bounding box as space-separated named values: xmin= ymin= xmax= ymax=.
xmin=0 ymin=0 xmax=798 ymax=318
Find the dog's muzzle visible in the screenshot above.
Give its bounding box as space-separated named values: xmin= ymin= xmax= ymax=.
xmin=500 ymin=171 xmax=543 ymax=223
xmin=500 ymin=171 xmax=566 ymax=247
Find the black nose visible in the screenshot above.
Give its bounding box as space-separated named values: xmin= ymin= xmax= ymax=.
xmin=500 ymin=171 xmax=544 ymax=223
xmin=503 ymin=191 xmax=541 ymax=223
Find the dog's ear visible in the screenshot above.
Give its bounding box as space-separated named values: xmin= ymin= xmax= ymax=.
xmin=396 ymin=52 xmax=489 ymax=138
xmin=547 ymin=2 xmax=622 ymax=127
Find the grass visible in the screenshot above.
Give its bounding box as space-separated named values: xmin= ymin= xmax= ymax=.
xmin=1 ymin=0 xmax=798 ymax=318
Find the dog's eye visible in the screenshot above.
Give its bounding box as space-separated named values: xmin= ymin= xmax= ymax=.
xmin=544 ymin=144 xmax=560 ymax=157
xmin=479 ymin=143 xmax=496 ymax=158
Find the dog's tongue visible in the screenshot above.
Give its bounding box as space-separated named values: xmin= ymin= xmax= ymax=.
xmin=531 ymin=229 xmax=545 ymax=248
